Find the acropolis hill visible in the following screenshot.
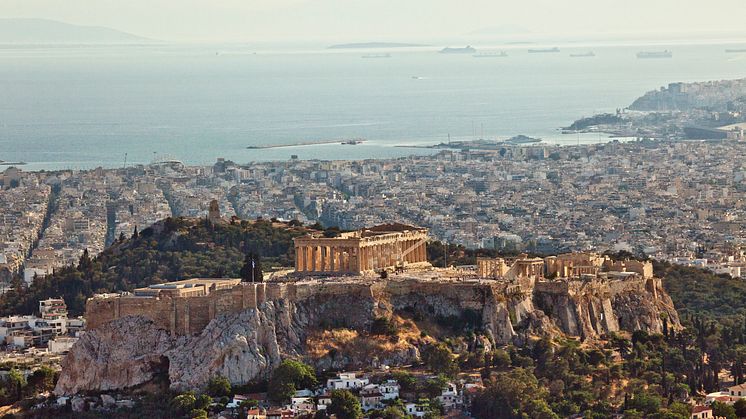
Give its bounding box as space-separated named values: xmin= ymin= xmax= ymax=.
xmin=56 ymin=225 xmax=680 ymax=395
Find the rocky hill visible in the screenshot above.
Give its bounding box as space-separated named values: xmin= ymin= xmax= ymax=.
xmin=55 ymin=274 xmax=679 ymax=395
xmin=629 ymin=78 xmax=746 ymax=112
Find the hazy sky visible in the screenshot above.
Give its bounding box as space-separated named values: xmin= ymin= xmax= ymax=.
xmin=2 ymin=0 xmax=746 ymax=43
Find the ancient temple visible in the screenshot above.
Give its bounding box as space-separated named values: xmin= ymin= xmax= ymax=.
xmin=293 ymin=223 xmax=430 ymax=275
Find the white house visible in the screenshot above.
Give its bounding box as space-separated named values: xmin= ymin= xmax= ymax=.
xmin=379 ymin=380 xmax=400 ymax=400
xmin=49 ymin=336 xmax=78 ymax=353
xmin=436 ymin=382 xmax=461 ymax=408
xmin=405 ymin=402 xmax=428 ymax=418
xmin=326 ymin=373 xmax=369 ymax=390
xmin=729 ymin=383 xmax=746 ymax=398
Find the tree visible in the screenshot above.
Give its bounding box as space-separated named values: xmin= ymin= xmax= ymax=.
xmin=422 ymin=343 xmax=457 ymax=376
xmin=194 ymin=393 xmax=212 ymax=410
xmin=27 ymin=366 xmax=56 ymax=393
xmin=712 ymin=401 xmax=738 ymax=419
xmin=328 ymin=389 xmax=362 ymax=419
xmin=471 ymin=368 xmax=550 ymax=419
xmin=7 ymin=368 xmax=26 ymax=401
xmin=206 ymin=375 xmax=231 ymax=397
xmin=380 ymin=405 xmax=407 ymax=419
xmin=735 ymin=398 xmax=746 ymax=418
xmin=267 ymin=360 xmax=318 ymax=403
xmin=171 ymin=392 xmax=197 ymax=413
xmin=77 ymin=248 xmax=93 ymax=273
xmin=240 ymin=251 xmax=263 ymax=282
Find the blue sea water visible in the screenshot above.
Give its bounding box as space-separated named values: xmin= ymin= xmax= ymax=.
xmin=0 ymin=41 xmax=745 ymax=170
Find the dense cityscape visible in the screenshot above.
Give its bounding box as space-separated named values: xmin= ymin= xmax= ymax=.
xmin=4 ymin=138 xmax=746 ymax=287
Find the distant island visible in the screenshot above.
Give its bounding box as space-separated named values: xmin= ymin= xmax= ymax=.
xmin=327 ymin=42 xmax=428 ymax=49
xmin=0 ymin=18 xmax=152 ymax=44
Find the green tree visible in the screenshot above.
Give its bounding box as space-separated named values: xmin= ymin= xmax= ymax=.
xmin=171 ymin=392 xmax=197 ymax=413
xmin=328 ymin=389 xmax=362 ymax=419
xmin=194 ymin=394 xmax=212 ymax=411
xmin=267 ymin=360 xmax=318 ymax=403
xmin=7 ymin=368 xmax=27 ymax=400
xmin=190 ymin=408 xmax=209 ymax=419
xmin=712 ymin=401 xmax=737 ymax=419
xmin=471 ymin=368 xmax=551 ymax=419
xmin=380 ymin=405 xmax=407 ymax=419
xmin=206 ymin=375 xmax=232 ymax=397
xmin=422 ymin=343 xmax=457 ymax=376
xmin=735 ymin=398 xmax=746 ymax=418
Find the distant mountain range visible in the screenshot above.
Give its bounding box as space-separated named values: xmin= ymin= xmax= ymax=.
xmin=0 ymin=18 xmax=152 ymax=44
xmin=328 ymin=42 xmax=428 ymax=49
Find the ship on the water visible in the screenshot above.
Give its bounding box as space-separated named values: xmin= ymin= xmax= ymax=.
xmin=636 ymin=50 xmax=672 ymax=59
xmin=341 ymin=139 xmax=364 ymax=145
xmin=439 ymin=46 xmax=477 ymax=54
xmin=570 ymin=51 xmax=595 ymax=58
xmin=528 ymin=47 xmax=560 ymax=53
xmin=725 ymin=48 xmax=746 ymax=53
xmin=361 ymin=53 xmax=391 ymax=59
xmin=473 ymin=51 xmax=508 ymax=58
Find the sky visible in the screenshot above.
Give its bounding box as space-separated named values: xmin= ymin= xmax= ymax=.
xmin=2 ymin=0 xmax=746 ymax=43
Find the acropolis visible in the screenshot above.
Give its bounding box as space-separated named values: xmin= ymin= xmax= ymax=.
xmin=292 ymin=223 xmax=430 ymax=275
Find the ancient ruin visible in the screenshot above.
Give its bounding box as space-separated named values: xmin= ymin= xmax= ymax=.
xmin=293 ymin=223 xmax=429 ymax=274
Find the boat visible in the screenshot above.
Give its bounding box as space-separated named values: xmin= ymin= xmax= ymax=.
xmin=439 ymin=46 xmax=477 ymax=54
xmin=473 ymin=51 xmax=508 ymax=58
xmin=636 ymin=50 xmax=672 ymax=59
xmin=361 ymin=53 xmax=391 ymax=58
xmin=570 ymin=51 xmax=595 ymax=58
xmin=725 ymin=48 xmax=746 ymax=53
xmin=504 ymin=135 xmax=541 ymax=144
xmin=341 ymin=139 xmax=364 ymax=145
xmin=528 ymin=47 xmax=560 ymax=53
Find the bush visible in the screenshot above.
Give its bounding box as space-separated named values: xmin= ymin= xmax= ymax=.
xmin=370 ymin=317 xmax=398 ymax=336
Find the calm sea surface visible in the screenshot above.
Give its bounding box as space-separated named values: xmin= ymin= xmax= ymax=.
xmin=0 ymin=42 xmax=745 ymax=170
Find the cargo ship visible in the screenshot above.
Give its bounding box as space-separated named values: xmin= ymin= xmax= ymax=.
xmin=439 ymin=46 xmax=477 ymax=54
xmin=570 ymin=51 xmax=595 ymax=58
xmin=528 ymin=47 xmax=560 ymax=53
xmin=725 ymin=48 xmax=746 ymax=53
xmin=636 ymin=50 xmax=672 ymax=59
xmin=361 ymin=53 xmax=391 ymax=58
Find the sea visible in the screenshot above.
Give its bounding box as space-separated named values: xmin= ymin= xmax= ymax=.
xmin=1 ymin=40 xmax=745 ymax=171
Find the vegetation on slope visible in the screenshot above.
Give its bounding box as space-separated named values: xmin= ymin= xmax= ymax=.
xmin=0 ymin=217 xmax=314 ymax=316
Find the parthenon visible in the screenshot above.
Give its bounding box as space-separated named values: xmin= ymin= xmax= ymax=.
xmin=293 ymin=223 xmax=430 ymax=275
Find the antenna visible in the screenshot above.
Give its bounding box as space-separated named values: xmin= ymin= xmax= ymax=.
xmin=123 ymin=153 xmax=127 ymax=169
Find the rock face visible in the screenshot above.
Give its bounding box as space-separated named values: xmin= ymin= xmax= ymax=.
xmin=56 ymin=276 xmax=680 ymax=395
xmin=55 ymin=316 xmax=173 ymax=395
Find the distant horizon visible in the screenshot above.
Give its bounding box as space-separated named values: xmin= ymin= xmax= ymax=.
xmin=2 ymin=0 xmax=746 ymax=43
xmin=1 ymin=18 xmax=746 ymax=49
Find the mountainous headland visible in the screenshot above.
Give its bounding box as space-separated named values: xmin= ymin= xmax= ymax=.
xmin=0 ymin=18 xmax=152 ymax=44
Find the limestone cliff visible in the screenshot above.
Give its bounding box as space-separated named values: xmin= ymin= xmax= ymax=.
xmin=55 ymin=276 xmax=679 ymax=395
